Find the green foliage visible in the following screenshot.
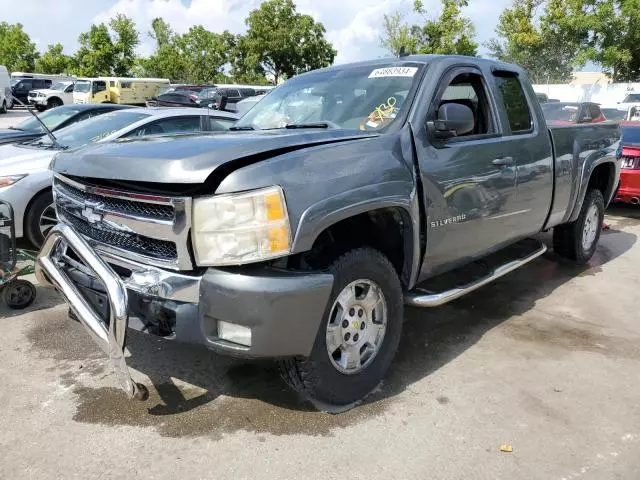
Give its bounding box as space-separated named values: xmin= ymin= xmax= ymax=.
xmin=74 ymin=23 xmax=115 ymax=76
xmin=149 ymin=18 xmax=173 ymax=49
xmin=380 ymin=0 xmax=477 ymax=57
xmin=0 ymin=22 xmax=38 ymax=72
xmin=109 ymin=14 xmax=140 ymax=76
xmin=35 ymin=43 xmax=74 ymax=74
xmin=176 ymin=26 xmax=234 ymax=83
xmin=486 ymin=0 xmax=581 ymax=83
xmin=241 ymin=0 xmax=336 ymax=83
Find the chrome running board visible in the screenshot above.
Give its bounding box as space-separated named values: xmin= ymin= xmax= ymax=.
xmin=404 ymin=240 xmax=547 ymax=308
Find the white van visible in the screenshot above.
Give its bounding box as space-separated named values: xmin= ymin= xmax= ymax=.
xmin=0 ymin=66 xmax=10 ymax=113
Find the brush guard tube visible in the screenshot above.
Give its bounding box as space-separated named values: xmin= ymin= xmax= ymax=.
xmin=35 ymin=223 xmax=148 ymax=400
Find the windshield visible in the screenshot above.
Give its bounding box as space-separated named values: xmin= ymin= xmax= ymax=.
xmin=198 ymin=88 xmax=218 ymax=99
xmin=541 ymin=103 xmax=580 ymax=122
xmin=622 ymin=125 xmax=640 ymax=145
xmin=234 ymin=63 xmax=425 ymax=131
xmin=601 ymin=108 xmax=626 ymax=121
xmin=13 ymin=107 xmax=81 ymax=132
xmin=49 ymin=82 xmax=69 ymax=91
xmin=623 ymin=94 xmax=640 ymax=103
xmin=30 ymin=111 xmax=149 ymax=149
xmin=10 ymin=78 xmax=20 ymax=86
xmin=74 ymin=80 xmax=91 ymax=93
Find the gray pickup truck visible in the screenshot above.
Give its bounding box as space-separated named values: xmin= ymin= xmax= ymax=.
xmin=36 ymin=55 xmax=620 ymax=408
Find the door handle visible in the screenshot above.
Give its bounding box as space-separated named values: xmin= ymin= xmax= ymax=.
xmin=492 ymin=156 xmax=514 ymax=166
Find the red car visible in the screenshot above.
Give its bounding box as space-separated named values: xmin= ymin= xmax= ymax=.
xmin=615 ymin=122 xmax=640 ymax=205
xmin=541 ymin=102 xmax=607 ymax=125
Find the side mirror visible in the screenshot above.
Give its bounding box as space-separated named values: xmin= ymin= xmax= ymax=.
xmin=433 ymin=103 xmax=475 ymax=139
xmin=214 ymin=93 xmax=228 ymax=111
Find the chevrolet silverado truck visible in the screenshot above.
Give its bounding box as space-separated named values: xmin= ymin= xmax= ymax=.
xmin=36 ymin=55 xmax=621 ymax=408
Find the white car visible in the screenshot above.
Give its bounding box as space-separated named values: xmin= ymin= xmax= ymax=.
xmin=0 ymin=65 xmax=10 ymax=113
xmin=28 ymin=81 xmax=75 ymax=111
xmin=0 ymin=107 xmax=238 ymax=246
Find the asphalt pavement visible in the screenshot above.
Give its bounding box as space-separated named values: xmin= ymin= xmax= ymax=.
xmin=1 ymin=109 xmax=639 ymax=479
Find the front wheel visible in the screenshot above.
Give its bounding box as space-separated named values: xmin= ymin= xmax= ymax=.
xmin=25 ymin=190 xmax=57 ymax=248
xmin=279 ymin=248 xmax=403 ymax=408
xmin=553 ymin=189 xmax=605 ymax=264
xmin=47 ymin=98 xmax=63 ymax=109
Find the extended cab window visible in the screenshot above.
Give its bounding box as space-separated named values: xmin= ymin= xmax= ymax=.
xmin=494 ymin=73 xmax=533 ymax=134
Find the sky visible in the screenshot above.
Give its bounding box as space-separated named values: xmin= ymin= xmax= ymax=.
xmin=0 ymin=0 xmax=512 ymax=65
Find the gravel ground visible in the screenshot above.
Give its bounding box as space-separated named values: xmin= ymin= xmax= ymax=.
xmin=1 ymin=110 xmax=640 ymax=478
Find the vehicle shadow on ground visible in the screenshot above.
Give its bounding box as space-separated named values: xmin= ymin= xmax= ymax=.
xmin=71 ymin=224 xmax=633 ymax=437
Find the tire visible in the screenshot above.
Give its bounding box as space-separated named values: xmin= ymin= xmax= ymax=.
xmin=553 ymin=189 xmax=605 ymax=264
xmin=0 ymin=100 xmax=6 ymax=114
xmin=35 ymin=105 xmax=46 ymax=112
xmin=2 ymin=279 xmax=36 ymax=309
xmin=24 ymin=190 xmax=57 ymax=248
xmin=279 ymin=248 xmax=404 ymax=407
xmin=47 ymin=97 xmax=63 ymax=109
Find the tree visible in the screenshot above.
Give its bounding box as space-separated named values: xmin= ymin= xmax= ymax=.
xmin=176 ymin=26 xmax=233 ymax=83
xmin=0 ymin=22 xmax=38 ymax=72
xmin=109 ymin=14 xmax=140 ymax=76
xmin=149 ymin=17 xmax=173 ymax=49
xmin=35 ymin=43 xmax=74 ymax=74
xmin=379 ymin=0 xmax=477 ymax=57
xmin=74 ymin=23 xmax=115 ymax=76
xmin=241 ymin=0 xmax=336 ymax=84
xmin=379 ymin=12 xmax=417 ymax=56
xmin=486 ymin=0 xmax=579 ymax=83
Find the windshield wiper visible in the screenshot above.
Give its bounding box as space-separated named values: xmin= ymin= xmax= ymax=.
xmin=229 ymin=125 xmax=255 ymax=131
xmin=10 ymin=97 xmax=66 ymax=149
xmin=8 ymin=126 xmax=24 ymax=131
xmin=284 ymin=122 xmax=331 ymax=129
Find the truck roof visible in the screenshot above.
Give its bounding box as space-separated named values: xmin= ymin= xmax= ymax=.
xmin=304 ymin=55 xmax=525 ymax=78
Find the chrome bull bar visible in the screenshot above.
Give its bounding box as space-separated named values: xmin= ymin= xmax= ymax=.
xmin=36 ymin=223 xmax=148 ymax=400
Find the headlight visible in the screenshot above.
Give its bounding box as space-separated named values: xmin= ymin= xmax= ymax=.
xmin=38 ymin=93 xmax=45 ymax=97
xmin=192 ymin=186 xmax=291 ymax=266
xmin=0 ymin=174 xmax=27 ymax=187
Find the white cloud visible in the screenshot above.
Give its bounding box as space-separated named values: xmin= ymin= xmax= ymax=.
xmin=0 ymin=0 xmax=512 ymax=68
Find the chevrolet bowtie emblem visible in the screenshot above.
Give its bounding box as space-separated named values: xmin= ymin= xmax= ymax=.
xmin=81 ymin=207 xmax=103 ymax=224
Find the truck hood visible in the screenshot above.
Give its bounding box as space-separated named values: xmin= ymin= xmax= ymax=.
xmin=51 ymin=129 xmax=379 ymax=184
xmin=0 ymin=144 xmax=56 ymax=175
xmin=31 ymin=88 xmax=65 ymax=95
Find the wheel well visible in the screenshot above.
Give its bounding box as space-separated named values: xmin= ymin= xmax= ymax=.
xmin=588 ymin=162 xmax=615 ymax=200
xmin=23 ymin=187 xmax=52 ymax=232
xmin=301 ymin=208 xmax=413 ymax=286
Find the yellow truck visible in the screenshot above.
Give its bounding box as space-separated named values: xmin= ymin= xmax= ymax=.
xmin=73 ymin=77 xmax=170 ymax=105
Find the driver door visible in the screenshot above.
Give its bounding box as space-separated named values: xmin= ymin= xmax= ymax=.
xmin=413 ymin=66 xmax=522 ymax=277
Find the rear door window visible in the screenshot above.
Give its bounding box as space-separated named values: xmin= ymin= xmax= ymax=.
xmin=209 ymin=117 xmax=235 ymax=131
xmin=493 ymin=73 xmax=533 ymax=134
xmin=128 ymin=115 xmax=203 ymax=136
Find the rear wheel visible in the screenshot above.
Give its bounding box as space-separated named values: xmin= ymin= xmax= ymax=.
xmin=3 ymin=279 xmax=36 ymax=309
xmin=553 ymin=189 xmax=605 ymax=264
xmin=279 ymin=248 xmax=403 ymax=408
xmin=25 ymin=190 xmax=57 ymax=248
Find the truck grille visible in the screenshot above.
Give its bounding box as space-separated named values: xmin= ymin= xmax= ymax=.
xmin=59 ymin=179 xmax=174 ymax=220
xmin=64 ymin=213 xmax=177 ymax=260
xmin=53 ymin=175 xmax=193 ymax=270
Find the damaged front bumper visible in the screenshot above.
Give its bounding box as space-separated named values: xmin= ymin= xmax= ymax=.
xmin=35 ymin=223 xmax=153 ymax=400
xmin=36 ymin=222 xmax=334 ymax=399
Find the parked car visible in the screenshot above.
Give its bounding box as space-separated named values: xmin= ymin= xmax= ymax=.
xmin=73 ymin=77 xmax=170 ymax=105
xmin=1 ymin=107 xmax=238 ymax=247
xmin=0 ymin=65 xmax=10 ymax=113
xmin=614 ymin=122 xmax=640 ymax=205
xmin=541 ymin=102 xmax=607 ymax=124
xmin=36 ymin=56 xmax=620 ymax=408
xmin=0 ymin=104 xmax=131 ymax=146
xmin=196 ymin=86 xmax=258 ymax=111
xmin=601 ymin=107 xmax=627 ymax=122
xmin=28 ymin=81 xmax=75 ymax=111
xmin=10 ymin=77 xmax=52 ymax=107
xmin=152 ymin=90 xmax=200 ymax=108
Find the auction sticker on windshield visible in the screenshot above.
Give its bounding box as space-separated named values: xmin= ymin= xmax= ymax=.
xmin=368 ymin=67 xmax=418 ymax=78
